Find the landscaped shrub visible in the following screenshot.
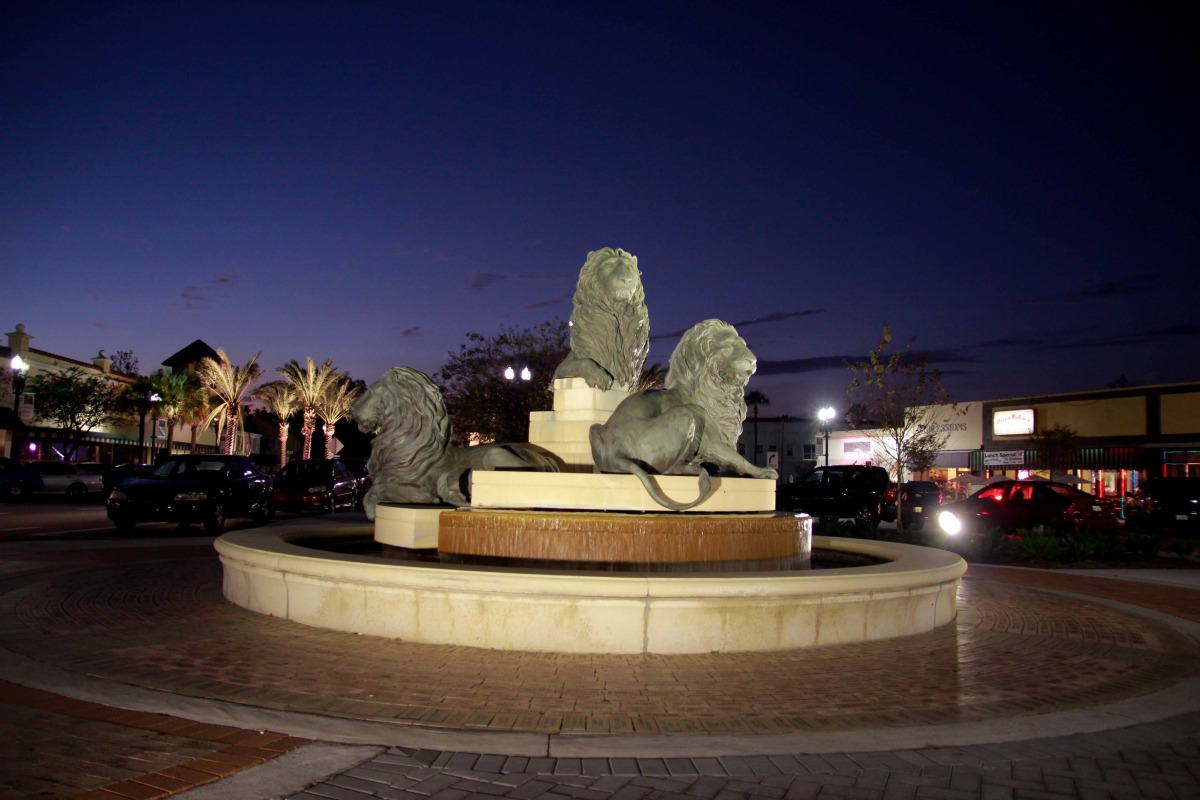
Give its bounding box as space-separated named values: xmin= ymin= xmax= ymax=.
xmin=1010 ymin=530 xmax=1064 ymax=562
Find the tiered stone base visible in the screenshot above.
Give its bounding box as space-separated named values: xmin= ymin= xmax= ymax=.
xmin=527 ymin=377 xmax=629 ymax=470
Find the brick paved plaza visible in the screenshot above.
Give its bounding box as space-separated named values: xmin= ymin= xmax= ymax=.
xmin=0 ymin=518 xmax=1197 ymax=799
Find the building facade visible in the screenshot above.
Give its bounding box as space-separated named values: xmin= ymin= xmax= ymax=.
xmin=817 ymin=383 xmax=1200 ymax=499
xmin=2 ymin=324 xmax=220 ymax=464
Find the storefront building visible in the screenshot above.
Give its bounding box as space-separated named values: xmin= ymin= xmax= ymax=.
xmin=820 ymin=383 xmax=1200 ymax=500
xmin=972 ymin=382 xmax=1200 ymax=498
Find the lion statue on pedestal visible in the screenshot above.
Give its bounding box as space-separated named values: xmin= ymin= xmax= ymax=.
xmin=552 ymin=247 xmax=649 ymax=391
xmin=589 ymin=319 xmax=777 ymax=511
xmin=352 ymin=367 xmax=562 ymax=519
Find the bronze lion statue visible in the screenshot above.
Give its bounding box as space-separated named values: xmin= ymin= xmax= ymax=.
xmin=589 ymin=320 xmax=777 ymax=511
xmin=352 ymin=366 xmax=561 ymax=518
xmin=552 ymin=247 xmax=649 ymax=390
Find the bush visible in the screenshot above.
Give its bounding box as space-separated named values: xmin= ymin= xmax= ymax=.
xmin=1010 ymin=531 xmax=1064 ymax=562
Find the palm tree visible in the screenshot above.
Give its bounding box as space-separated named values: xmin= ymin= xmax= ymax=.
xmin=178 ymin=383 xmax=214 ymax=454
xmin=197 ymin=349 xmax=264 ymax=455
xmin=744 ymin=390 xmax=771 ymax=467
xmin=634 ymin=362 xmax=667 ymax=392
xmin=277 ymin=357 xmax=343 ymax=460
xmin=149 ymin=370 xmax=192 ymax=459
xmin=316 ymin=378 xmax=363 ymax=459
xmin=257 ymin=381 xmax=298 ymax=470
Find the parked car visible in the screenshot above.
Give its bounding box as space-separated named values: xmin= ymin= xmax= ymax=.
xmin=28 ymin=460 xmax=106 ymax=498
xmin=0 ymin=461 xmax=43 ymax=499
xmin=1126 ymin=477 xmax=1200 ymax=534
xmin=271 ymin=458 xmax=361 ymax=515
xmin=106 ymin=455 xmax=273 ymax=534
xmin=776 ymin=465 xmax=892 ymax=524
xmin=103 ymin=463 xmax=149 ymax=495
xmin=883 ymin=480 xmax=943 ymax=530
xmin=937 ymin=480 xmax=1120 ymax=537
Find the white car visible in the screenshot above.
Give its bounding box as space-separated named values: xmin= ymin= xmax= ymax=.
xmin=28 ymin=461 xmax=106 ymax=498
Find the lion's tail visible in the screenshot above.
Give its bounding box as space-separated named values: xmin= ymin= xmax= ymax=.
xmin=622 ymin=461 xmax=714 ymax=512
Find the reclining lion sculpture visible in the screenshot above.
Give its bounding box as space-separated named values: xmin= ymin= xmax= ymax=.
xmin=352 ymin=366 xmax=562 ymax=518
xmin=552 ymin=247 xmax=649 ymax=391
xmin=589 ymin=319 xmax=778 ymax=511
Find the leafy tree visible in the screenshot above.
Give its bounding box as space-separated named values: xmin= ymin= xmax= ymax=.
xmin=111 ymin=350 xmax=139 ymax=376
xmin=846 ymin=325 xmax=956 ymax=528
xmin=256 ymin=381 xmax=299 ymax=469
xmin=435 ymin=320 xmax=570 ymax=444
xmin=278 ymin=358 xmax=344 ymax=460
xmin=115 ymin=376 xmax=160 ymax=464
xmin=316 ymin=378 xmax=364 ymax=459
xmin=149 ymin=370 xmax=195 ymax=460
xmin=25 ymin=367 xmax=119 ymax=460
xmin=1031 ymin=423 xmax=1079 ymax=479
xmin=197 ymin=350 xmax=264 ymax=455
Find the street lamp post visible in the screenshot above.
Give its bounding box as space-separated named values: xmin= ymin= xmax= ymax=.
xmin=818 ymin=406 xmax=835 ymax=467
xmin=10 ymin=354 xmax=29 ymax=411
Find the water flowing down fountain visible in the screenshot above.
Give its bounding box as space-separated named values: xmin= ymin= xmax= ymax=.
xmin=217 ymin=247 xmax=965 ymax=653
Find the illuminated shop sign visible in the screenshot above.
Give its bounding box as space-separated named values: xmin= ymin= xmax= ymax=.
xmin=993 ymin=408 xmax=1035 ymax=436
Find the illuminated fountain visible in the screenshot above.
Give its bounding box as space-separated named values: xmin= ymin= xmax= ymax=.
xmin=217 ymin=248 xmax=965 ymax=654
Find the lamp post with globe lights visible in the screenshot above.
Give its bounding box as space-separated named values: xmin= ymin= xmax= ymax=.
xmin=8 ymin=354 xmax=30 ymax=461
xmin=818 ymin=406 xmax=836 ymax=466
xmin=10 ymin=354 xmax=29 ymax=412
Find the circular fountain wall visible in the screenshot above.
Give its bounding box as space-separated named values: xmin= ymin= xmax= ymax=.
xmin=216 ymin=520 xmax=965 ymax=654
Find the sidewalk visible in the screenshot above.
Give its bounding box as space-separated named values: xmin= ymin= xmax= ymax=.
xmin=1 ymin=520 xmax=1197 ymax=799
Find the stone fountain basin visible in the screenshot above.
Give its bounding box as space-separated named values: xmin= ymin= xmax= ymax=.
xmin=216 ymin=528 xmax=965 ymax=655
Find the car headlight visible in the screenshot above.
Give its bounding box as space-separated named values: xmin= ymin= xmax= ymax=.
xmin=938 ymin=510 xmax=962 ymax=536
xmin=108 ymin=490 xmax=128 ymax=501
xmin=174 ymin=491 xmax=208 ymax=501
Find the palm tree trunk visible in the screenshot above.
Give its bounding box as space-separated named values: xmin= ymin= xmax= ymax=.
xmin=222 ymin=411 xmax=236 ymax=455
xmin=277 ymin=422 xmax=288 ymax=469
xmin=301 ymin=409 xmax=316 ymax=460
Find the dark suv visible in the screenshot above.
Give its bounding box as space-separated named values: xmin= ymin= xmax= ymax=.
xmin=883 ymin=480 xmax=943 ymax=530
xmin=776 ymin=465 xmax=892 ymax=524
xmin=1127 ymin=477 xmax=1200 ymax=534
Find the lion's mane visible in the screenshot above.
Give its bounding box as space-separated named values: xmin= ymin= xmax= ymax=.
xmin=665 ymin=319 xmax=754 ymax=447
xmin=351 ymin=366 xmax=453 ymax=517
xmin=588 ymin=319 xmax=771 ymax=510
xmin=352 ymin=366 xmax=563 ymax=518
xmin=553 ymin=247 xmax=650 ymax=389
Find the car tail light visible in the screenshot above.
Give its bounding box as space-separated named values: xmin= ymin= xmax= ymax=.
xmin=885 ymin=486 xmax=897 ymax=503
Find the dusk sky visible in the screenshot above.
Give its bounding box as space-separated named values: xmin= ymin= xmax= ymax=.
xmin=4 ymin=2 xmax=1197 ymax=417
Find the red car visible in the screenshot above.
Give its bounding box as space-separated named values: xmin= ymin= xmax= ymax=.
xmin=937 ymin=480 xmax=1120 ymax=536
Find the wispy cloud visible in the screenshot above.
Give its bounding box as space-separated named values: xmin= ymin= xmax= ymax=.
xmin=756 ymin=347 xmax=979 ymax=377
xmin=525 ymin=293 xmax=572 ymax=310
xmin=1038 ymin=323 xmax=1200 ymax=351
xmin=972 ymin=323 xmax=1199 ymax=353
xmin=652 ymin=309 xmax=826 ymax=341
xmin=397 ymin=326 xmax=423 ymax=337
xmin=178 ymin=270 xmax=244 ymax=311
xmin=464 ymin=272 xmax=558 ymax=292
xmin=1019 ymin=272 xmax=1163 ymax=306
